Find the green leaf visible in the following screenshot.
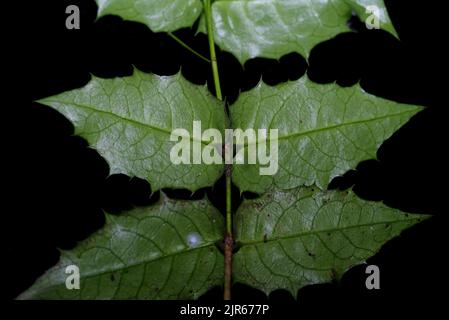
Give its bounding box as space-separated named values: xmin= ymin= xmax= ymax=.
xmin=234 ymin=187 xmax=428 ymax=295
xmin=95 ymin=0 xmax=203 ymax=32
xmin=230 ymin=77 xmax=422 ymax=194
xmin=18 ymin=194 xmax=224 ymax=300
xmin=207 ymin=0 xmax=397 ymax=63
xmin=38 ymin=70 xmax=226 ymax=191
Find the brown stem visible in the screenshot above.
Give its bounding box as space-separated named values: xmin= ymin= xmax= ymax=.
xmin=224 ymin=232 xmax=233 ymax=300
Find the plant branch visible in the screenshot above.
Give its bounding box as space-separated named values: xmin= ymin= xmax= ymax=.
xmin=203 ymin=0 xmax=231 ymax=300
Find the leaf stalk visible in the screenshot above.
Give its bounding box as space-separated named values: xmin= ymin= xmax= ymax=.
xmin=168 ymin=32 xmax=211 ymax=63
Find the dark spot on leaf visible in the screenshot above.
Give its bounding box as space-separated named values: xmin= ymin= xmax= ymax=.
xmin=307 ymin=250 xmax=315 ymax=257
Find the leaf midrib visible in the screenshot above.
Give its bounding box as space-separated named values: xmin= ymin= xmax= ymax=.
xmin=38 ymin=242 xmax=219 ymax=294
xmin=240 ymin=109 xmax=417 ymax=146
xmin=41 ymin=99 xmax=211 ymax=145
xmin=238 ymin=216 xmax=423 ymax=246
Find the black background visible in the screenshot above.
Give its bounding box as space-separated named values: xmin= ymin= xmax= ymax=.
xmin=8 ymin=0 xmax=448 ymax=316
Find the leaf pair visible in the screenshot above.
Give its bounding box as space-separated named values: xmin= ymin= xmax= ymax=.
xmin=35 ymin=71 xmax=420 ymax=194
xmin=96 ymin=0 xmax=397 ymax=63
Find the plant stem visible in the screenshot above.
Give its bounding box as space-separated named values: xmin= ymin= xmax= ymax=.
xmin=225 ymin=165 xmax=232 ymax=234
xmin=224 ymin=165 xmax=233 ymax=300
xmin=203 ymin=0 xmax=231 ymax=300
xmin=168 ymin=32 xmax=211 ymax=63
xmin=204 ymin=0 xmax=223 ymax=101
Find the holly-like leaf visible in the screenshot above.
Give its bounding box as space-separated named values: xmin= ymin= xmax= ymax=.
xmin=95 ymin=0 xmax=203 ymax=32
xmin=37 ymin=70 xmax=226 ymax=191
xmin=233 ymin=187 xmax=428 ymax=295
xmin=230 ymin=77 xmax=422 ymax=194
xmin=18 ymin=194 xmax=224 ymax=300
xmin=209 ymin=0 xmax=397 ymax=63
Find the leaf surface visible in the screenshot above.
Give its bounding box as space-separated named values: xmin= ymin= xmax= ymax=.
xmin=95 ymin=0 xmax=203 ymax=32
xmin=19 ymin=195 xmax=224 ymax=299
xmin=234 ymin=187 xmax=427 ymax=295
xmin=203 ymin=0 xmax=397 ymax=63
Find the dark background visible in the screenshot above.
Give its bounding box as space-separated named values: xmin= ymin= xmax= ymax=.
xmin=8 ymin=0 xmax=448 ymax=316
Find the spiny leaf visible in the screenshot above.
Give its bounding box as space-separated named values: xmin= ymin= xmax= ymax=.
xmin=230 ymin=77 xmax=422 ymax=194
xmin=18 ymin=195 xmax=224 ymax=300
xmin=234 ymin=187 xmax=428 ymax=296
xmin=208 ymin=0 xmax=397 ymax=63
xmin=95 ymin=0 xmax=203 ymax=32
xmin=38 ymin=70 xmax=226 ymax=191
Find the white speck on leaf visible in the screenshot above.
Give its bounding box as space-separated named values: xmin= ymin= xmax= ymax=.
xmin=186 ymin=232 xmax=202 ymax=248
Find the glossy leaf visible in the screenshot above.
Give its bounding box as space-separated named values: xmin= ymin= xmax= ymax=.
xmin=230 ymin=77 xmax=422 ymax=194
xmin=234 ymin=187 xmax=428 ymax=295
xmin=209 ymin=0 xmax=397 ymax=63
xmin=95 ymin=0 xmax=203 ymax=32
xmin=18 ymin=195 xmax=224 ymax=299
xmin=37 ymin=70 xmax=226 ymax=191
